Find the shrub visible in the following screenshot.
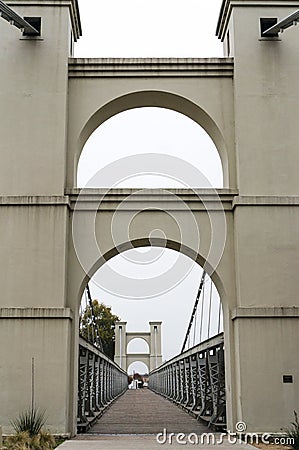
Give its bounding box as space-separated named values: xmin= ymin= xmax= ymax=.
xmin=5 ymin=430 xmax=56 ymax=450
xmin=10 ymin=407 xmax=46 ymax=437
xmin=5 ymin=431 xmax=31 ymax=449
xmin=6 ymin=407 xmax=56 ymax=449
xmin=283 ymin=411 xmax=299 ymax=450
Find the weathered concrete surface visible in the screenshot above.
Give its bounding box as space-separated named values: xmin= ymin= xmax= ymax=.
xmin=57 ymin=435 xmax=257 ymax=450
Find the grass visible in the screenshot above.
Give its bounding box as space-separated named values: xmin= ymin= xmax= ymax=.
xmin=5 ymin=430 xmax=56 ymax=449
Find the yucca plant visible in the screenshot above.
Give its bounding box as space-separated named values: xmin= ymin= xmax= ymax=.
xmin=6 ymin=407 xmax=56 ymax=450
xmin=10 ymin=407 xmax=46 ymax=437
xmin=283 ymin=411 xmax=299 ymax=450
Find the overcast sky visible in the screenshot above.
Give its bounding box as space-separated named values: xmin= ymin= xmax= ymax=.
xmin=75 ymin=0 xmax=224 ymax=373
xmin=75 ymin=1 xmax=223 ymax=58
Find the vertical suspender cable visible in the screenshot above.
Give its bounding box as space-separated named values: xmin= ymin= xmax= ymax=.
xmin=207 ymin=277 xmax=213 ymax=339
xmin=193 ymin=304 xmax=198 ymax=347
xmin=119 ymin=327 xmax=122 ymax=369
xmin=217 ymin=298 xmax=222 ymax=335
xmin=154 ymin=326 xmax=158 ymax=368
xmin=84 ymin=288 xmax=90 ymax=342
xmin=87 ymin=285 xmax=95 ymax=344
xmin=199 ymin=279 xmax=205 ymax=343
xmin=79 ymin=295 xmax=83 ymax=331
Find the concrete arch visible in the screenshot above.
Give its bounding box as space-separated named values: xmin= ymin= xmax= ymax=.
xmin=126 ymin=336 xmax=151 ymax=350
xmin=127 ymin=361 xmax=149 ymax=375
xmin=76 ymin=238 xmax=229 ymax=313
xmin=70 ymin=90 xmax=232 ymax=187
xmin=68 ymin=193 xmax=236 ymax=427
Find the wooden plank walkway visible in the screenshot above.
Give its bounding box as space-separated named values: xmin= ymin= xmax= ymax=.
xmin=88 ymin=388 xmax=209 ymax=435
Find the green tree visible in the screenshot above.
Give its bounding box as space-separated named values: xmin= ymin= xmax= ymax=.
xmin=80 ymin=300 xmax=120 ymax=359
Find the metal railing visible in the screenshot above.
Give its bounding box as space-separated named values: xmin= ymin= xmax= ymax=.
xmin=149 ymin=333 xmax=226 ymax=429
xmin=78 ymin=337 xmax=127 ymax=432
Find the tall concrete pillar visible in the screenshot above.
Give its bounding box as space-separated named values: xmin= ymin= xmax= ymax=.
xmin=149 ymin=321 xmax=162 ymax=371
xmin=0 ymin=0 xmax=81 ymax=196
xmin=114 ymin=322 xmax=127 ymax=370
xmin=217 ymin=0 xmax=299 ymax=432
xmin=0 ymin=0 xmax=81 ymax=436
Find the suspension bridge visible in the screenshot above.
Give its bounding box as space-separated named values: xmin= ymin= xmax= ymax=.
xmin=77 ymin=273 xmax=225 ymax=434
xmin=1 ymin=0 xmax=299 ymax=441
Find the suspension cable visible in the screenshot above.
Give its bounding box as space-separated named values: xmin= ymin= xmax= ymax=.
xmin=83 ymin=288 xmax=90 ymax=342
xmin=181 ymin=271 xmax=206 ymax=353
xmin=207 ymin=277 xmax=213 ymax=339
xmin=85 ymin=284 xmax=103 ymax=351
xmin=79 ymin=293 xmax=83 ymax=331
xmin=217 ymin=297 xmax=222 ymax=335
xmin=199 ymin=278 xmax=205 ymax=343
xmin=192 ymin=301 xmax=198 ymax=347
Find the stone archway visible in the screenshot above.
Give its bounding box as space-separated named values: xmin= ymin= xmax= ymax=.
xmin=68 ymin=89 xmax=233 ymax=188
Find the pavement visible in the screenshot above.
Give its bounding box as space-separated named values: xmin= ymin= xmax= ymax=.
xmin=57 ymin=390 xmax=257 ymax=449
xmin=57 ymin=435 xmax=258 ymax=449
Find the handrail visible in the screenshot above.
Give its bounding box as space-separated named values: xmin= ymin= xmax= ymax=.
xmin=149 ymin=333 xmax=226 ymax=429
xmin=151 ymin=333 xmax=224 ymax=373
xmin=78 ymin=338 xmax=127 ymax=432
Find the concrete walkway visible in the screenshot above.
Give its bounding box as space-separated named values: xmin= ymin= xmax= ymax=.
xmin=57 ymin=434 xmax=258 ymax=449
xmin=57 ymin=390 xmax=257 ymax=449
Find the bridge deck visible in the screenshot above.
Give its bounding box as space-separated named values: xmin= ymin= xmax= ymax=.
xmin=88 ymin=388 xmax=208 ymax=435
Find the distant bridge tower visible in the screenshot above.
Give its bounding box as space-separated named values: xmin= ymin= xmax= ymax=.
xmin=114 ymin=321 xmax=162 ymax=372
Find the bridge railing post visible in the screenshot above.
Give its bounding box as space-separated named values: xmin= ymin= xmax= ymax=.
xmin=77 ymin=338 xmax=128 ymax=433
xmin=149 ymin=334 xmax=226 ymax=429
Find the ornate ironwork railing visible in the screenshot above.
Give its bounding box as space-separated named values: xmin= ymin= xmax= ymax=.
xmin=78 ymin=337 xmax=127 ymax=432
xmin=149 ymin=333 xmax=226 ymax=429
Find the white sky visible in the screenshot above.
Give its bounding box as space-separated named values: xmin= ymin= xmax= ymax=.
xmin=75 ymin=1 xmax=223 ymax=58
xmin=75 ymin=0 xmax=224 ymax=373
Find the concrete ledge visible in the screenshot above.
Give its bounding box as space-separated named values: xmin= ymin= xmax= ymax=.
xmin=0 ymin=196 xmax=70 ymax=206
xmin=68 ymin=57 xmax=234 ymax=78
xmin=67 ymin=188 xmax=238 ymax=211
xmin=232 ymin=307 xmax=299 ymax=320
xmin=0 ymin=308 xmax=73 ymax=320
xmin=3 ymin=194 xmax=297 ymax=209
xmin=233 ymin=196 xmax=299 ymax=208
